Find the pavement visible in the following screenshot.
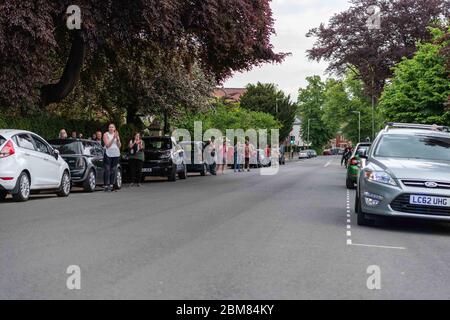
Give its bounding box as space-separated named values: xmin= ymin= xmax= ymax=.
xmin=1 ymin=156 xmax=450 ymax=299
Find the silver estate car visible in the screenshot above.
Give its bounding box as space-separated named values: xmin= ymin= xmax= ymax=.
xmin=356 ymin=123 xmax=450 ymax=226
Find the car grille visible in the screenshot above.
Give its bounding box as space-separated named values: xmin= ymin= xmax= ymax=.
xmin=402 ymin=180 xmax=450 ymax=190
xmin=391 ymin=194 xmax=450 ymax=216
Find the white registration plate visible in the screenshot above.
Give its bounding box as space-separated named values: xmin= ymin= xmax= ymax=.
xmin=142 ymin=168 xmax=152 ymax=173
xmin=410 ymin=195 xmax=450 ymax=207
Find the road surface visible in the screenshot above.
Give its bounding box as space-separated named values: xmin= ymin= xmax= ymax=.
xmin=1 ymin=156 xmax=449 ymax=299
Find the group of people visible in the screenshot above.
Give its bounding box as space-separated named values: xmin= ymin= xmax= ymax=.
xmin=56 ymin=127 xmax=266 ymax=189
xmin=204 ymin=137 xmax=258 ymax=175
xmin=58 ymin=124 xmax=145 ymax=191
xmin=58 ymin=129 xmax=103 ymax=143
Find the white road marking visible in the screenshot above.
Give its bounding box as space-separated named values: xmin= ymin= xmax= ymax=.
xmin=324 ymin=160 xmax=332 ymax=167
xmin=349 ymin=243 xmax=406 ymax=250
xmin=346 ymin=188 xmax=407 ymax=250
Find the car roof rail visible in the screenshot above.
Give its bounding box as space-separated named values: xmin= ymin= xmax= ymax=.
xmin=385 ymin=122 xmax=450 ymax=133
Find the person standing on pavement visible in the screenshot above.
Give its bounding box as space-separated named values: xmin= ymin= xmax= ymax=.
xmin=205 ymin=137 xmax=217 ymax=175
xmin=103 ymin=124 xmax=122 ymax=192
xmin=217 ymin=138 xmax=228 ymax=175
xmin=233 ymin=140 xmax=243 ymax=173
xmin=128 ymin=133 xmax=145 ymax=187
xmin=244 ymin=140 xmax=254 ymax=172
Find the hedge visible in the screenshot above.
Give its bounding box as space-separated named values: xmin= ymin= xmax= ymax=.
xmin=0 ymin=114 xmax=138 ymax=146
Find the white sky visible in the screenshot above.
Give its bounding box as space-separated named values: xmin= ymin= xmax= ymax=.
xmin=224 ymin=0 xmax=352 ymax=100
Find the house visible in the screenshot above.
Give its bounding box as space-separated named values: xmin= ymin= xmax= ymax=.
xmin=213 ymin=87 xmax=247 ymax=102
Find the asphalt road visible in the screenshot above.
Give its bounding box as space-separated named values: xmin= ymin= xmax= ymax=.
xmin=1 ymin=156 xmax=450 ymax=299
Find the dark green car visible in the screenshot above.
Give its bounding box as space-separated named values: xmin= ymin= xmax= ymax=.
xmin=346 ymin=142 xmax=371 ymax=189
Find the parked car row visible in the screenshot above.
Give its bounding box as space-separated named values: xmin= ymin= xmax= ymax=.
xmin=298 ymin=149 xmax=317 ymax=159
xmin=349 ymin=123 xmax=450 ymax=226
xmin=1 ymin=130 xmax=287 ymax=202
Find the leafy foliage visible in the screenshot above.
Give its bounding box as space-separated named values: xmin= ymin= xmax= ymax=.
xmin=173 ymin=99 xmax=281 ymax=139
xmin=0 ymin=0 xmax=286 ymax=118
xmin=380 ymin=29 xmax=450 ymax=124
xmin=297 ymin=76 xmax=336 ymax=149
xmin=307 ymin=0 xmax=448 ymax=98
xmin=240 ymin=83 xmax=296 ymax=142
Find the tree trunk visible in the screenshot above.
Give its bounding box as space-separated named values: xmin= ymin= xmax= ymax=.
xmin=40 ymin=30 xmax=85 ymax=106
xmin=163 ymin=111 xmax=170 ymax=135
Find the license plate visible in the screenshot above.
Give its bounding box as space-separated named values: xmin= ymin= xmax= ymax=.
xmin=410 ymin=195 xmax=450 ymax=207
xmin=142 ymin=168 xmax=152 ymax=173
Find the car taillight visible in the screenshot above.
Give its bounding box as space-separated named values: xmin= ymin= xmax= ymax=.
xmin=350 ymin=158 xmax=359 ymax=166
xmin=0 ymin=140 xmax=15 ymax=158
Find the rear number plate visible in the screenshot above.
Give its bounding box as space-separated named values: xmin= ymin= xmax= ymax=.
xmin=410 ymin=195 xmax=450 ymax=207
xmin=142 ymin=168 xmax=152 ymax=173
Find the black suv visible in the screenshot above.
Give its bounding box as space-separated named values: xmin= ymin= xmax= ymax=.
xmin=122 ymin=136 xmax=187 ymax=182
xmin=49 ymin=139 xmax=122 ymax=192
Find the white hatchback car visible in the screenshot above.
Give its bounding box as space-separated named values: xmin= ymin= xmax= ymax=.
xmin=0 ymin=130 xmax=71 ymax=202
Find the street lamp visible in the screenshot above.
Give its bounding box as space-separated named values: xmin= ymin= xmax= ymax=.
xmin=352 ymin=111 xmax=361 ymax=143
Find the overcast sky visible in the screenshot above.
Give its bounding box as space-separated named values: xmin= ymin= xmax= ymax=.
xmin=224 ymin=0 xmax=352 ymax=100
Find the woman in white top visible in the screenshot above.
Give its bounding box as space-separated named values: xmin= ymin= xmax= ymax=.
xmin=103 ymin=124 xmax=122 ymax=192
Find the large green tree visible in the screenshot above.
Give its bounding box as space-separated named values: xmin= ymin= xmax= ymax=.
xmin=297 ymin=76 xmax=336 ymax=149
xmin=0 ymin=0 xmax=286 ymax=119
xmin=380 ymin=28 xmax=450 ymax=124
xmin=173 ymin=99 xmax=281 ymax=138
xmin=322 ymin=74 xmax=382 ymax=144
xmin=240 ymin=83 xmax=296 ymax=142
xmin=307 ymin=0 xmax=448 ymax=99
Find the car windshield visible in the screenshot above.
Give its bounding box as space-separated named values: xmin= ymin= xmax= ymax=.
xmin=0 ymin=135 xmax=5 ymax=146
xmin=355 ymin=145 xmax=370 ymax=156
xmin=375 ymin=134 xmax=450 ymax=161
xmin=144 ymin=138 xmax=172 ymax=151
xmin=49 ymin=140 xmax=82 ymax=155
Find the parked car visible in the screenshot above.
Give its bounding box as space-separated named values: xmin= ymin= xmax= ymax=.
xmin=323 ymin=149 xmax=332 ymax=156
xmin=122 ymin=136 xmax=187 ymax=182
xmin=49 ymin=139 xmax=122 ymax=192
xmin=356 ymin=123 xmax=450 ymax=226
xmin=179 ymin=141 xmax=208 ymax=176
xmin=346 ymin=142 xmax=371 ymax=189
xmin=249 ymin=149 xmax=270 ymax=168
xmin=0 ymin=130 xmax=71 ymax=202
xmin=299 ymin=150 xmax=309 ymax=159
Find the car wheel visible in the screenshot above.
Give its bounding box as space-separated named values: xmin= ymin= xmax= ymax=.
xmin=200 ymin=164 xmax=207 ymax=176
xmin=356 ymin=193 xmax=374 ymax=226
xmin=0 ymin=191 xmax=7 ymax=201
xmin=12 ymin=172 xmax=31 ymax=202
xmin=168 ymin=165 xmax=177 ymax=182
xmin=83 ymin=169 xmax=96 ymax=192
xmin=346 ymin=177 xmax=355 ymax=189
xmin=114 ymin=168 xmax=123 ymax=190
xmin=57 ymin=171 xmax=71 ymax=197
xmin=179 ymin=164 xmax=187 ymax=180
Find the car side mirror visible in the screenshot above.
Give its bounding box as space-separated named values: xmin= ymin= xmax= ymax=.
xmin=53 ymin=149 xmax=60 ymax=159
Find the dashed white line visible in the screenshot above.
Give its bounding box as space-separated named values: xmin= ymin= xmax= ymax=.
xmin=349 ymin=243 xmax=406 ymax=250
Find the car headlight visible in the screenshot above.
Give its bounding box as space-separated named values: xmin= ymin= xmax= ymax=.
xmin=364 ymin=170 xmax=397 ymax=186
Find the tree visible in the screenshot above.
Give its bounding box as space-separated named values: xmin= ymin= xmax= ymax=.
xmin=380 ymin=28 xmax=450 ymax=124
xmin=297 ymin=76 xmax=336 ymax=149
xmin=173 ymin=99 xmax=281 ymax=138
xmin=0 ymin=0 xmax=286 ymax=113
xmin=322 ymin=74 xmax=382 ymax=144
xmin=240 ymin=83 xmax=296 ymax=142
xmin=307 ymin=0 xmax=448 ymax=99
